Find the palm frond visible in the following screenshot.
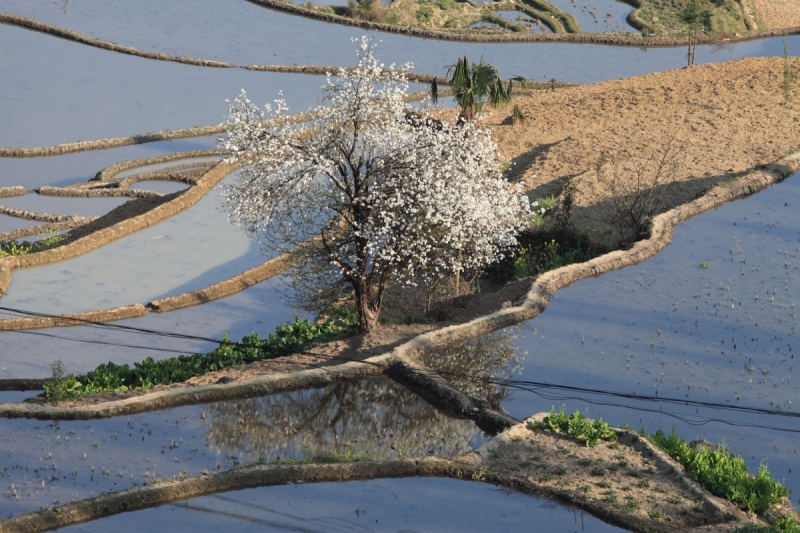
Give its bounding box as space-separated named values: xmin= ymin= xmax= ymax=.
xmin=511 ymin=104 xmax=526 ymax=125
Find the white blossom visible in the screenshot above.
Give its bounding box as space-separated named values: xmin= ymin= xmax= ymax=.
xmin=220 ymin=37 xmax=530 ymax=331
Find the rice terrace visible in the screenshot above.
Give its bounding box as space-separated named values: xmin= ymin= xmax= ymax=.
xmin=3 ymin=0 xmax=800 ymax=531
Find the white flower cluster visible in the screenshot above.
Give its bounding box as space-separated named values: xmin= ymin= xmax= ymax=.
xmin=221 ymin=37 xmax=530 ymax=324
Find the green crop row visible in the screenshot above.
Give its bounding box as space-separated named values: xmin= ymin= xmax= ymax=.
xmin=527 ymin=405 xmax=618 ymax=447
xmin=649 ymin=429 xmax=790 ymax=515
xmin=44 ymin=309 xmax=358 ymax=401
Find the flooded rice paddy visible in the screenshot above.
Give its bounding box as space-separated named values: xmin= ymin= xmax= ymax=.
xmin=0 ymin=172 xmax=274 ymax=315
xmin=0 ymin=379 xmax=484 ymax=517
xmin=55 ymin=478 xmax=628 ymax=533
xmin=0 ymin=195 xmax=129 ymax=219
xmin=128 ymin=181 xmax=191 ymax=195
xmin=0 ymin=215 xmax=45 ymax=235
xmin=492 ymin=10 xmax=552 ymax=32
xmin=4 ymin=0 xmax=800 ymax=530
xmin=426 ymin=171 xmax=800 ymax=501
xmin=3 ymin=0 xmax=800 ymax=110
xmin=548 ymin=0 xmax=637 ymax=33
xmin=0 ymin=137 xmax=218 ymax=191
xmin=0 ymin=275 xmax=297 ymax=378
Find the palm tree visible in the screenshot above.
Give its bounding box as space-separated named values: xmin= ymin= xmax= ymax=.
xmin=430 ymin=56 xmax=525 ymax=123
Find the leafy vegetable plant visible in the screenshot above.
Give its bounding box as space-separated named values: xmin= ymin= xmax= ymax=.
xmin=650 ymin=429 xmax=790 ymax=515
xmin=45 ymin=312 xmax=358 ymax=401
xmin=527 ymin=405 xmax=618 ymax=447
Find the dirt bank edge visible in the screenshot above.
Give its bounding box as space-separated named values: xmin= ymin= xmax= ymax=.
xmin=0 ymin=13 xmax=235 ymax=69
xmin=0 ymin=458 xmax=478 ymax=533
xmin=0 ymin=160 xmax=236 ymax=297
xmin=2 ymin=150 xmax=798 ymax=419
xmin=0 ymin=434 xmax=765 ymax=533
xmin=247 ymin=0 xmax=800 ymax=46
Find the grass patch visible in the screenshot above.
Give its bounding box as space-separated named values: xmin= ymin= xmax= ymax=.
xmin=527 ymin=405 xmax=618 ymax=447
xmin=640 ymin=0 xmax=748 ymax=35
xmin=44 ymin=309 xmax=358 ymax=402
xmin=649 ymin=429 xmax=790 ymax=514
xmin=624 ymin=496 xmax=641 ymax=512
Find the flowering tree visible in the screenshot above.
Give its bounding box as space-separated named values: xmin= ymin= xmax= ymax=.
xmin=221 ymin=37 xmax=530 ymax=333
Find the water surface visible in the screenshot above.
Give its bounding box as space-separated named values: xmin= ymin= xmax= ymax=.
xmin=57 ymin=478 xmax=628 ymax=533
xmin=0 ymin=379 xmax=483 ymax=517
xmin=0 ymin=277 xmax=299 ymax=379
xmin=1 ymin=0 xmax=794 ymax=88
xmin=0 ymin=194 xmax=128 ymax=218
xmin=430 ymin=171 xmax=800 ymax=499
xmin=0 ymin=173 xmax=269 ymax=314
xmin=0 ymin=137 xmax=218 ymax=191
xmin=547 ymin=0 xmax=637 ymax=33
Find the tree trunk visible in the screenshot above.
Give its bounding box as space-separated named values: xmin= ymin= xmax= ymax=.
xmin=353 ymin=279 xmax=380 ymax=333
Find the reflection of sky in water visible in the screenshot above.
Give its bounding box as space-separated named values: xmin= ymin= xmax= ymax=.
xmin=3 ymin=0 xmax=800 ymax=93
xmin=0 ymin=194 xmax=128 ymax=218
xmin=0 ymin=214 xmax=42 ymax=234
xmin=0 ymin=379 xmax=483 ymax=517
xmin=464 ymin=171 xmax=800 ymax=498
xmin=0 ymin=25 xmax=325 ymax=147
xmin=56 ymin=478 xmax=628 ymax=533
xmin=0 ymin=172 xmax=269 ymax=314
xmin=0 ymin=275 xmax=298 ymax=377
xmin=0 ymin=136 xmax=218 ymax=190
xmin=547 ymin=0 xmax=636 ymax=33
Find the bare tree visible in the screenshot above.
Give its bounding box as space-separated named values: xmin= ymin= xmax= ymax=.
xmin=595 ymin=135 xmax=685 ymax=243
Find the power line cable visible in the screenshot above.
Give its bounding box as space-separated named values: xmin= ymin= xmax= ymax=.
xmin=3 ymin=305 xmax=800 ymax=432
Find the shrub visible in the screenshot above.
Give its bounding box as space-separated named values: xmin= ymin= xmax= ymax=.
xmin=0 ymin=233 xmax=67 ymax=258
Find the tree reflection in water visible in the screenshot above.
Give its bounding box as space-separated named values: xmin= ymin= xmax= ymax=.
xmin=202 ymin=378 xmax=485 ymax=464
xmin=420 ymin=327 xmax=524 ymax=405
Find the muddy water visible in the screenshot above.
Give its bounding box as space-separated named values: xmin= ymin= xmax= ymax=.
xmin=0 ymin=379 xmax=483 ymax=517
xmin=2 ymin=0 xmax=795 ymax=87
xmin=548 ymin=0 xmax=637 ymax=33
xmin=428 ymin=171 xmax=800 ymax=500
xmin=56 ymin=478 xmax=628 ymax=533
